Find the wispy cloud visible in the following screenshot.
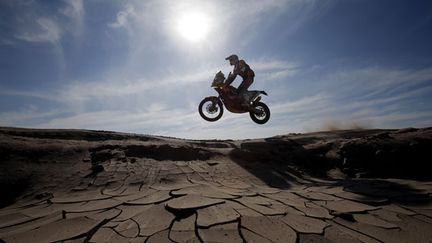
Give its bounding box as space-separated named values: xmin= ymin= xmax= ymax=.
xmin=0 ymin=88 xmax=60 ymax=102
xmin=31 ymin=107 xmax=198 ymax=134
xmin=272 ymin=94 xmax=331 ymax=114
xmin=9 ymin=0 xmax=84 ymax=44
xmin=358 ymin=111 xmax=432 ymax=128
xmin=0 ymin=0 xmax=85 ymax=77
xmin=2 ymin=1 xmax=431 ymax=138
xmin=221 ymin=0 xmax=335 ymax=48
xmin=251 ymin=59 xmax=300 ymax=81
xmin=0 ymin=56 xmax=296 ymax=103
xmin=0 ymin=106 xmax=62 ymax=127
xmin=2 ymin=60 xmax=432 ymax=138
xmin=108 ymin=4 xmax=135 ymax=29
xmin=16 ymin=17 xmax=62 ymax=44
xmin=105 ymin=0 xmax=331 ymax=54
xmin=318 ymin=66 xmax=432 ymax=98
xmin=59 ymin=0 xmax=84 ymax=37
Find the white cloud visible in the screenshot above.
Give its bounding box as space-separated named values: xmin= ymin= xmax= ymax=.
xmin=105 ymin=0 xmax=330 ymax=53
xmin=359 ymin=111 xmax=432 ymax=128
xmin=321 ymin=66 xmax=432 ymax=98
xmin=3 ymin=58 xmax=432 ymax=138
xmin=220 ymin=0 xmax=334 ymax=49
xmin=59 ymin=0 xmax=84 ymax=36
xmin=0 ymin=88 xmax=60 ymax=102
xmin=59 ymin=0 xmax=84 ymax=20
xmin=261 ymin=69 xmax=297 ymax=82
xmin=272 ymin=94 xmax=331 ymax=114
xmin=0 ymin=106 xmax=61 ymax=127
xmin=109 ymin=4 xmax=135 ymax=28
xmin=16 ymin=17 xmax=62 ymax=43
xmin=32 ymin=108 xmax=198 ymax=134
xmin=9 ymin=0 xmax=84 ymax=44
xmin=252 ymin=59 xmax=298 ymax=71
xmin=0 ymin=56 xmax=295 ymax=106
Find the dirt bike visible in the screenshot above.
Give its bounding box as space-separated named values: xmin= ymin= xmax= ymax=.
xmin=198 ymin=71 xmax=270 ymax=124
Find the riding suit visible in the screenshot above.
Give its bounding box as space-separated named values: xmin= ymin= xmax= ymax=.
xmin=225 ymin=59 xmax=255 ymax=106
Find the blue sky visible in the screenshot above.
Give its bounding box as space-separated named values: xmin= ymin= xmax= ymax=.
xmin=1 ymin=0 xmax=431 ymax=139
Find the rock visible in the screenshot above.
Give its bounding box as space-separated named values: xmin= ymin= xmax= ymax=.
xmin=90 ymin=150 xmax=113 ymax=163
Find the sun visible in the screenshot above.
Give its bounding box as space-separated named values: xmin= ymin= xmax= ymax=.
xmin=176 ymin=12 xmax=210 ymax=42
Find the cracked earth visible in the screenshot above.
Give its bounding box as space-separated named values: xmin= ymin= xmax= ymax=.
xmin=0 ymin=127 xmax=431 ymax=242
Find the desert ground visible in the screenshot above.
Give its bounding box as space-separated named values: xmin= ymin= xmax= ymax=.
xmin=0 ymin=127 xmax=431 ymax=242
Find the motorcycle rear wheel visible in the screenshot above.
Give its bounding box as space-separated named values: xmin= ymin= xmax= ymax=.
xmin=198 ymin=97 xmax=224 ymax=122
xmin=249 ymin=101 xmax=270 ymax=124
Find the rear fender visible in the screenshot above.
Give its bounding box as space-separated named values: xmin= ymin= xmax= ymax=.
xmin=253 ymin=96 xmax=262 ymax=104
xmin=248 ymin=90 xmax=267 ymax=103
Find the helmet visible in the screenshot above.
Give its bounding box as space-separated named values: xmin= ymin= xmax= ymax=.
xmin=225 ymin=54 xmax=239 ymax=62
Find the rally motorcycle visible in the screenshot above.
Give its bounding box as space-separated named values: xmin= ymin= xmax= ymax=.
xmin=198 ymin=71 xmax=270 ymax=124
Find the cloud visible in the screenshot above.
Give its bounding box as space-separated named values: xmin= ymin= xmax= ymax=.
xmin=262 ymin=64 xmax=432 ymax=132
xmin=0 ymin=106 xmax=62 ymax=127
xmin=250 ymin=59 xmax=300 ymax=81
xmin=59 ymin=0 xmax=84 ymax=20
xmin=0 ymin=88 xmax=60 ymax=102
xmin=4 ymin=0 xmax=84 ymax=44
xmin=16 ymin=17 xmax=62 ymax=44
xmin=105 ymin=0 xmax=331 ymax=53
xmin=219 ymin=0 xmax=335 ymax=48
xmin=358 ymin=111 xmax=432 ymax=128
xmin=2 ymin=56 xmax=432 ymax=138
xmin=59 ymin=0 xmax=84 ymax=36
xmin=30 ymin=107 xmax=198 ymax=134
xmin=323 ymin=66 xmax=432 ymax=95
xmin=221 ymin=0 xmax=322 ymax=23
xmin=272 ymin=94 xmax=331 ymax=114
xmin=109 ymin=4 xmax=135 ymax=28
xmin=0 ymin=56 xmax=296 ymax=105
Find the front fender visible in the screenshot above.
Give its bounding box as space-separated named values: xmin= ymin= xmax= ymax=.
xmin=204 ymin=96 xmax=220 ymax=103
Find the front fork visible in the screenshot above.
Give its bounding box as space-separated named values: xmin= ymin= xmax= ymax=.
xmin=206 ymin=96 xmax=221 ymax=112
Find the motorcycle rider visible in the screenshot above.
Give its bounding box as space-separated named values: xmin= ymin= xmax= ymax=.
xmin=224 ymin=54 xmax=255 ymax=107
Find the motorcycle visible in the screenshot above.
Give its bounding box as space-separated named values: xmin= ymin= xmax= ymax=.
xmin=198 ymin=71 xmax=270 ymax=124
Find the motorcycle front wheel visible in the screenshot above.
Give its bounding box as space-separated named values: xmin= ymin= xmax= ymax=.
xmin=249 ymin=101 xmax=270 ymax=124
xmin=198 ymin=97 xmax=224 ymax=122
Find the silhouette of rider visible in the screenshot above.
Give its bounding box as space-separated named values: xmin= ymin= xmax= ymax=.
xmin=224 ymin=54 xmax=255 ymax=107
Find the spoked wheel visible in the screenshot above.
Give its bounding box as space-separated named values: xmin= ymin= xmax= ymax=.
xmin=249 ymin=101 xmax=270 ymax=124
xmin=198 ymin=97 xmax=224 ymax=122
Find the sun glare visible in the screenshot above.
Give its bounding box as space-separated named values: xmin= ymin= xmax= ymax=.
xmin=176 ymin=12 xmax=210 ymax=42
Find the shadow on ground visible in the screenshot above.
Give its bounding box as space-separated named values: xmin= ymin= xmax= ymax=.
xmin=229 ymin=128 xmax=432 ymax=205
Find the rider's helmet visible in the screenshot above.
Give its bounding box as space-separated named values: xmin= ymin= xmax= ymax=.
xmin=225 ymin=54 xmax=239 ymax=64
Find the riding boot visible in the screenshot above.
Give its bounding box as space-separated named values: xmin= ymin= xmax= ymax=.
xmin=240 ymin=92 xmax=251 ymax=109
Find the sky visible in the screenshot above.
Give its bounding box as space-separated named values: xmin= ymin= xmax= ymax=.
xmin=1 ymin=0 xmax=432 ymax=139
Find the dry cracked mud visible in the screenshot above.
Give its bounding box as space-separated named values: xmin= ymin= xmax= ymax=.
xmin=0 ymin=127 xmax=431 ymax=242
